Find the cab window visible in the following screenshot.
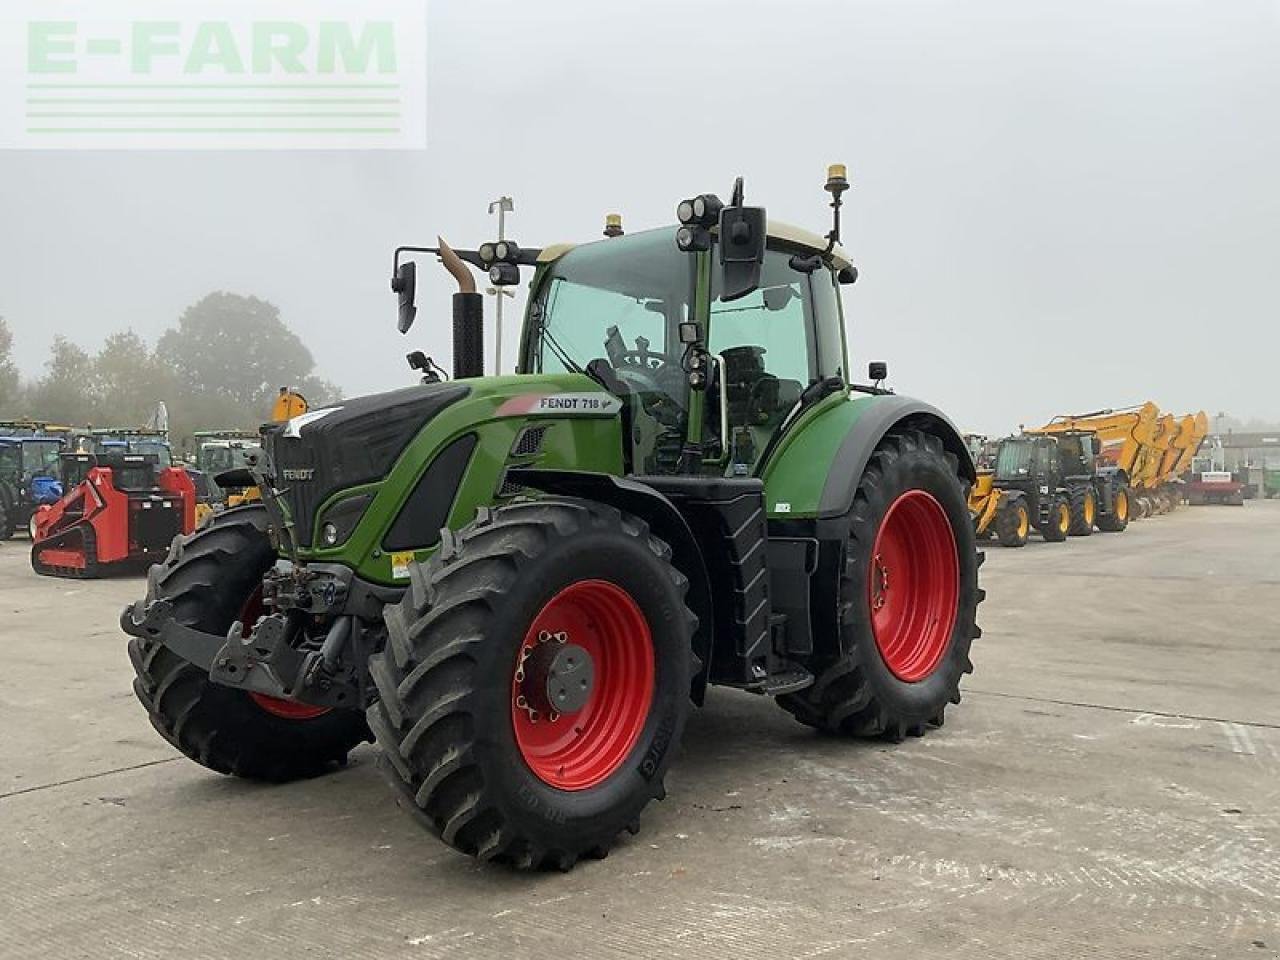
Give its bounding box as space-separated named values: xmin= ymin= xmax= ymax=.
xmin=708 ymin=249 xmax=845 ymax=470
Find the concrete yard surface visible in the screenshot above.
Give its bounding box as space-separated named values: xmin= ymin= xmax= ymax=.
xmin=2 ymin=503 xmax=1278 ymax=959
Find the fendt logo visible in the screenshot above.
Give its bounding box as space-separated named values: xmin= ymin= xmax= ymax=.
xmin=281 ymin=468 xmax=315 ymax=482
xmin=0 ymin=1 xmax=426 ymax=150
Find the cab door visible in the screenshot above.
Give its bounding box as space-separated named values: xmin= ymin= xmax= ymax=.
xmin=706 ymin=247 xmax=847 ymax=475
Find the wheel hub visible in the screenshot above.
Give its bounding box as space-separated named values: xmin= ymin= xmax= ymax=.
xmin=515 ymin=631 xmax=595 ymax=722
xmin=510 ymin=579 xmax=655 ymax=791
xmin=871 ymin=555 xmax=891 ymax=610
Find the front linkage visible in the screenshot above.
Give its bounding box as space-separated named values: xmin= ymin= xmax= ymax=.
xmin=122 ymin=560 xmax=374 ymax=713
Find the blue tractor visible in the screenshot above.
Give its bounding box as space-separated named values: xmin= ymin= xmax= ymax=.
xmin=0 ymin=434 xmax=67 ymax=539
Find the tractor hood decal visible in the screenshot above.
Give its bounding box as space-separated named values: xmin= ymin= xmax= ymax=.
xmin=283 ymin=407 xmax=344 ymax=439
xmin=497 ymin=393 xmax=622 ymax=418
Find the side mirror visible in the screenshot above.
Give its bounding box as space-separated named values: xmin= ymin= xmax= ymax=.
xmin=718 ymin=205 xmax=766 ymax=303
xmin=868 ymin=361 xmax=888 ymax=382
xmin=391 ymin=260 xmax=417 ymax=334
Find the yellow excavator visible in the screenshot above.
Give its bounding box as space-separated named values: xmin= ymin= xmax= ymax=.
xmin=1032 ymin=404 xmax=1207 ymax=519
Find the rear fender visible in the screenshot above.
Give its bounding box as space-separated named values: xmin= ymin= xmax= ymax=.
xmin=508 ymin=468 xmax=714 ymax=705
xmin=814 ymin=396 xmax=976 ymax=520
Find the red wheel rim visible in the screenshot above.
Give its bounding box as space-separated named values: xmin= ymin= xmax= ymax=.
xmin=511 ymin=580 xmax=654 ymax=791
xmin=236 ymin=587 xmax=330 ymax=721
xmin=868 ymin=490 xmax=960 ymax=682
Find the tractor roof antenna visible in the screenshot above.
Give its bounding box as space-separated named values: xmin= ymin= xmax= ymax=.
xmin=824 ymin=164 xmax=850 ymax=252
xmin=487 ymin=196 xmax=515 ymax=376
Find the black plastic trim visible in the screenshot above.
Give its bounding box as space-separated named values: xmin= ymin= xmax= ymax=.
xmin=382 ymin=433 xmax=478 ymax=552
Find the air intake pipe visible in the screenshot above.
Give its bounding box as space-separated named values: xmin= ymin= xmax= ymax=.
xmin=438 ymin=237 xmax=484 ymax=379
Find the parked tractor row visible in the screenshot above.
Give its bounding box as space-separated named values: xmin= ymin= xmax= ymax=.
xmin=966 ymin=404 xmax=1213 ymax=547
xmin=0 ymin=391 xmax=308 ymax=577
xmin=0 ymin=165 xmax=1246 ymax=873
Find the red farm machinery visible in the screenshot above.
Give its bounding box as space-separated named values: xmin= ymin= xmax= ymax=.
xmin=31 ymin=451 xmax=195 ymax=578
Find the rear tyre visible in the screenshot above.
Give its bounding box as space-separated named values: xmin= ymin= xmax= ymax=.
xmin=1097 ymin=484 xmax=1131 ymax=532
xmin=778 ymin=430 xmax=982 ymax=740
xmin=127 ymin=505 xmax=370 ymax=781
xmin=1040 ymin=495 xmax=1070 ymax=542
xmin=366 ymin=499 xmax=696 ymax=870
xmin=994 ymin=496 xmax=1029 ymax=548
xmin=1068 ymin=484 xmax=1096 ymax=536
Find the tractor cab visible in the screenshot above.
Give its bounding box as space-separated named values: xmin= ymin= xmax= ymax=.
xmin=1051 ymin=430 xmax=1101 ymax=479
xmin=0 ymin=433 xmax=67 ymax=540
xmin=194 ymin=433 xmax=261 ymax=476
xmin=995 ymin=435 xmax=1062 ymax=489
xmin=522 ymin=224 xmax=853 ymax=478
xmin=191 ymin=431 xmax=263 ymax=511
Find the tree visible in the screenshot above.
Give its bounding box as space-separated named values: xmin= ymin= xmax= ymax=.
xmin=156 ymin=293 xmax=325 ymax=412
xmin=92 ymin=330 xmax=173 ymax=427
xmin=27 ymin=337 xmax=95 ymax=424
xmin=0 ymin=317 xmax=19 ymax=411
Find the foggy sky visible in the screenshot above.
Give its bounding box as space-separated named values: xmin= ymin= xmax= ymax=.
xmin=1 ymin=0 xmax=1277 ymax=434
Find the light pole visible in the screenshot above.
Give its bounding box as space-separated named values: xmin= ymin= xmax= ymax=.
xmin=488 ymin=196 xmax=514 ymax=375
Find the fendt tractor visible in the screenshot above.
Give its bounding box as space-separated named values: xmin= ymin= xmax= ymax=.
xmin=122 ymin=168 xmax=983 ymax=870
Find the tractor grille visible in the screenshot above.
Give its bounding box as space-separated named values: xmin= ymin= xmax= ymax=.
xmin=261 ymin=382 xmax=470 ymax=547
xmin=511 ymin=425 xmax=548 ymax=458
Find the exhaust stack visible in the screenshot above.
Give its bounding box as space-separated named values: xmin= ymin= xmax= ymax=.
xmin=438 ymin=237 xmax=484 ymax=379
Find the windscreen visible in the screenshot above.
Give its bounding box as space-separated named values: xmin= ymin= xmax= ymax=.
xmin=527 ymin=229 xmax=695 ymax=474
xmin=995 ymin=440 xmax=1035 ymax=480
xmin=24 ymin=440 xmax=63 ymax=478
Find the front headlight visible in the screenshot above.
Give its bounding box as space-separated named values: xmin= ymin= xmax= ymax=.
xmin=315 ymin=493 xmax=372 ymax=549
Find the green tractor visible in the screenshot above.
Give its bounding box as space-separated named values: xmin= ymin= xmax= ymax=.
xmin=123 ymin=168 xmax=983 ymax=869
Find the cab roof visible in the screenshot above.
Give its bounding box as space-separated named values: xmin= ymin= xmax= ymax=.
xmin=537 ymin=220 xmax=853 ymax=271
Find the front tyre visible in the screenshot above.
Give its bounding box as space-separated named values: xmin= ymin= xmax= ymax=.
xmin=1068 ymin=484 xmax=1097 ymax=536
xmin=366 ymin=499 xmax=696 ymax=870
xmin=1097 ymin=484 xmax=1131 ymax=532
xmin=126 ymin=506 xmax=371 ymax=781
xmin=995 ymin=495 xmax=1030 ymax=548
xmin=1041 ymin=495 xmax=1071 ymax=542
xmin=778 ymin=430 xmax=982 ymax=740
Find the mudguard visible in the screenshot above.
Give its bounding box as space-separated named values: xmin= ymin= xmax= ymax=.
xmin=762 ymin=393 xmax=975 ymax=521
